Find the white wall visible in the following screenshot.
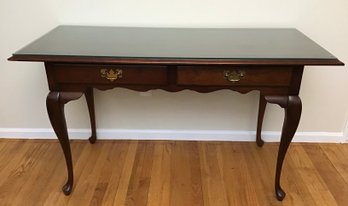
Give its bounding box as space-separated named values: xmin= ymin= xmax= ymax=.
xmin=1 ymin=0 xmax=348 ymax=141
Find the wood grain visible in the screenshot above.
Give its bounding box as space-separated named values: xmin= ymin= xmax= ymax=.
xmin=176 ymin=66 xmax=292 ymax=86
xmin=0 ymin=140 xmax=347 ymax=206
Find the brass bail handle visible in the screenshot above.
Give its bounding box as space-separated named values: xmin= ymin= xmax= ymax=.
xmin=223 ymin=70 xmax=244 ymax=82
xmin=100 ymin=69 xmax=123 ymax=82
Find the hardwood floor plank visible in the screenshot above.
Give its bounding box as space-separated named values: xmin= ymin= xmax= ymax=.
xmin=12 ymin=142 xmax=59 ymax=206
xmin=187 ymin=142 xmax=204 ymax=206
xmin=147 ymin=142 xmax=172 ymax=206
xmin=304 ymin=144 xmax=348 ymax=206
xmin=0 ymin=140 xmax=25 ymax=178
xmin=320 ymin=144 xmax=348 ymax=185
xmin=111 ymin=141 xmax=138 ymax=206
xmin=170 ymin=142 xmax=203 ymax=206
xmin=290 ymin=144 xmax=338 ymax=206
xmin=0 ymin=141 xmax=31 ymax=186
xmin=219 ymin=143 xmax=261 ymax=206
xmin=1 ymin=140 xmax=348 ymax=206
xmin=125 ymin=141 xmax=155 ymax=206
xmin=43 ymin=141 xmax=85 ymax=206
xmin=100 ymin=141 xmax=133 ymax=206
xmin=0 ymin=140 xmax=10 ymax=159
xmin=81 ymin=143 xmax=115 ymax=206
xmin=282 ymin=146 xmax=317 ymax=206
xmin=0 ymin=141 xmax=45 ymax=206
xmin=199 ymin=142 xmax=229 ymax=206
xmin=67 ymin=142 xmax=104 ymax=205
xmin=262 ymin=144 xmax=308 ymax=206
xmin=89 ymin=142 xmax=126 ymax=206
xmin=243 ymin=144 xmax=275 ymax=205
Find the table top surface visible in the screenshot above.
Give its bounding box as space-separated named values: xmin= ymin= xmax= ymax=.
xmin=9 ymin=26 xmax=343 ymax=65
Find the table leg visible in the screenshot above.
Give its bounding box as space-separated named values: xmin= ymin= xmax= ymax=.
xmin=256 ymin=94 xmax=267 ymax=147
xmin=85 ymin=88 xmax=97 ymax=144
xmin=264 ymin=96 xmax=302 ymax=201
xmin=46 ymin=91 xmax=83 ymax=195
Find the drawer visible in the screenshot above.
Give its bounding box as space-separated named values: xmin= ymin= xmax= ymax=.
xmin=177 ymin=66 xmax=292 ymax=86
xmin=51 ymin=64 xmax=168 ymax=85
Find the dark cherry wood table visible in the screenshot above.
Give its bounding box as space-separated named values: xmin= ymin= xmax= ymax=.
xmin=9 ymin=26 xmax=344 ymax=201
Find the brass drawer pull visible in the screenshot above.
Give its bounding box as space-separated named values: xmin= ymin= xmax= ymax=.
xmin=100 ymin=69 xmax=123 ymax=81
xmin=223 ymin=70 xmax=244 ymax=82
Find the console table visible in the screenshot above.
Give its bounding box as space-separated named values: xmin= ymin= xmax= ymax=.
xmin=9 ymin=26 xmax=344 ymax=201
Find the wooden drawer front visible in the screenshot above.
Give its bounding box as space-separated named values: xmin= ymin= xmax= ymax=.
xmin=52 ymin=64 xmax=168 ymax=85
xmin=177 ymin=66 xmax=292 ymax=86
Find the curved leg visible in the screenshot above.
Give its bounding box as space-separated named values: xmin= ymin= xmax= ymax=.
xmin=264 ymin=96 xmax=302 ymax=201
xmin=256 ymin=94 xmax=267 ymax=147
xmin=85 ymin=88 xmax=97 ymax=144
xmin=46 ymin=91 xmax=83 ymax=195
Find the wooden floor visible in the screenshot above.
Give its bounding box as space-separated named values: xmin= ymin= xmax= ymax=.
xmin=0 ymin=140 xmax=347 ymax=206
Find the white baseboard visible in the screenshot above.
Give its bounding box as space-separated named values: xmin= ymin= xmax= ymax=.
xmin=0 ymin=128 xmax=345 ymax=143
xmin=343 ymin=116 xmax=348 ymax=143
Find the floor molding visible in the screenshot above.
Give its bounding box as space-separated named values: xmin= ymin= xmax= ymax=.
xmin=343 ymin=116 xmax=348 ymax=143
xmin=0 ymin=128 xmax=345 ymax=143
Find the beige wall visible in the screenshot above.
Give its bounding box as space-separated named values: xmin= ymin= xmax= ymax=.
xmin=1 ymin=0 xmax=348 ymax=139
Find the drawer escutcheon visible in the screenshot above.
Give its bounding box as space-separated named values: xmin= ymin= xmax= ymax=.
xmin=223 ymin=70 xmax=244 ymax=82
xmin=100 ymin=69 xmax=123 ymax=82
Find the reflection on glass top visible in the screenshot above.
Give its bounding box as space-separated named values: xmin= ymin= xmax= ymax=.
xmin=13 ymin=26 xmax=337 ymax=60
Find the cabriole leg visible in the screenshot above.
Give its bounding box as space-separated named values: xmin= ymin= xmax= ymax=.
xmin=46 ymin=91 xmax=83 ymax=195
xmin=265 ymin=96 xmax=302 ymax=201
xmin=256 ymin=94 xmax=267 ymax=147
xmin=85 ymin=88 xmax=97 ymax=144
